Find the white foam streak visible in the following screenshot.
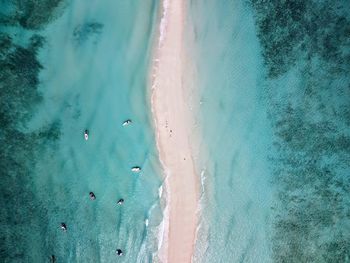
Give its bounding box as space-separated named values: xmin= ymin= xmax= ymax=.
xmin=155 ymin=166 xmax=171 ymax=262
xmin=158 ymin=0 xmax=170 ymax=48
xmin=150 ymin=1 xmax=172 ymax=262
xmin=191 ymin=168 xmax=209 ymax=263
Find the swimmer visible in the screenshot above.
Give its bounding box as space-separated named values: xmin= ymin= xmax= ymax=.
xmin=84 ymin=129 xmax=89 ymax=140
xmin=122 ymin=119 xmax=132 ymax=126
xmin=131 ymin=166 xmax=141 ymax=173
xmin=60 ymin=223 xmax=67 ymax=231
xmin=89 ymin=192 xmax=96 ymax=200
xmin=50 ymin=255 xmax=56 ymax=263
xmin=117 ymin=198 xmax=124 ymax=205
xmin=116 ymin=249 xmax=123 ymax=256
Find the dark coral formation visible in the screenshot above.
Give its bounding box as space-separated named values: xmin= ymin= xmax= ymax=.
xmin=251 ymin=0 xmax=350 ymax=78
xmin=0 ymin=1 xmax=63 ymax=260
xmin=73 ymin=22 xmax=104 ymax=45
xmin=251 ymin=0 xmax=350 ymax=261
xmin=0 ymin=0 xmax=64 ymax=29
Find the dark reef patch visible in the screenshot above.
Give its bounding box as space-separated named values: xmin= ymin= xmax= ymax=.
xmin=250 ymin=0 xmax=350 ymax=262
xmin=251 ymin=0 xmax=350 ymax=78
xmin=0 ymin=32 xmax=62 ymax=261
xmin=0 ymin=1 xmax=63 ymax=261
xmin=73 ymin=22 xmax=104 ymax=45
xmin=0 ymin=0 xmax=64 ymax=29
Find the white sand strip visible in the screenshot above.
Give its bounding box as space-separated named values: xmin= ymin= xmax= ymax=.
xmin=151 ymin=0 xmax=198 ymax=262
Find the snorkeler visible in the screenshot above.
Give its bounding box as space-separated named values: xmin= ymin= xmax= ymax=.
xmin=116 ymin=249 xmax=123 ymax=256
xmin=131 ymin=166 xmax=141 ymax=172
xmin=117 ymin=198 xmax=124 ymax=205
xmin=122 ymin=119 xmax=132 ymax=126
xmin=89 ymin=192 xmax=96 ymax=200
xmin=84 ymin=129 xmax=89 ymax=140
xmin=60 ymin=223 xmax=67 ymax=231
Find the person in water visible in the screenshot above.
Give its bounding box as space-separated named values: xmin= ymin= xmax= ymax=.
xmin=50 ymin=255 xmax=56 ymax=263
xmin=84 ymin=129 xmax=89 ymax=140
xmin=89 ymin=192 xmax=96 ymax=200
xmin=116 ymin=249 xmax=123 ymax=256
xmin=117 ymin=198 xmax=124 ymax=205
xmin=122 ymin=119 xmax=132 ymax=126
xmin=60 ymin=223 xmax=67 ymax=231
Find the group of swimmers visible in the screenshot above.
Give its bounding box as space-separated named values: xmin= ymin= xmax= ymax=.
xmin=57 ymin=123 xmax=135 ymax=259
xmin=59 ymin=190 xmax=125 ymax=255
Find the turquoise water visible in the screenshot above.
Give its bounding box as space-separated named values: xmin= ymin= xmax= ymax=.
xmin=190 ymin=0 xmax=350 ymax=262
xmin=0 ymin=0 xmax=163 ymax=262
xmin=2 ymin=0 xmax=349 ymax=262
xmin=189 ymin=1 xmax=274 ymax=262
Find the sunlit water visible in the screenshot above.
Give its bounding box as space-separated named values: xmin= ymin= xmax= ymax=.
xmin=1 ymin=0 xmax=349 ymax=262
xmin=190 ymin=0 xmax=350 ymax=262
xmin=0 ymin=1 xmax=163 ymax=262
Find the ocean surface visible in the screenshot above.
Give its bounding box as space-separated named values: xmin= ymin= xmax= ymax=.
xmin=190 ymin=0 xmax=350 ymax=262
xmin=1 ymin=0 xmax=350 ymax=262
xmin=0 ymin=0 xmax=163 ymax=262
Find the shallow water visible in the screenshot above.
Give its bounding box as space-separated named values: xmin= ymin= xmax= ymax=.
xmin=189 ymin=1 xmax=274 ymax=262
xmin=190 ymin=0 xmax=350 ymax=262
xmin=2 ymin=0 xmax=349 ymax=262
xmin=251 ymin=0 xmax=350 ymax=261
xmin=0 ymin=0 xmax=162 ymax=262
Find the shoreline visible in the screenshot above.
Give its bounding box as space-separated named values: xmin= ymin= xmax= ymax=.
xmin=150 ymin=0 xmax=199 ymax=262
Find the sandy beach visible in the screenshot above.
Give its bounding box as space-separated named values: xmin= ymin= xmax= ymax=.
xmin=151 ymin=0 xmax=198 ymax=262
